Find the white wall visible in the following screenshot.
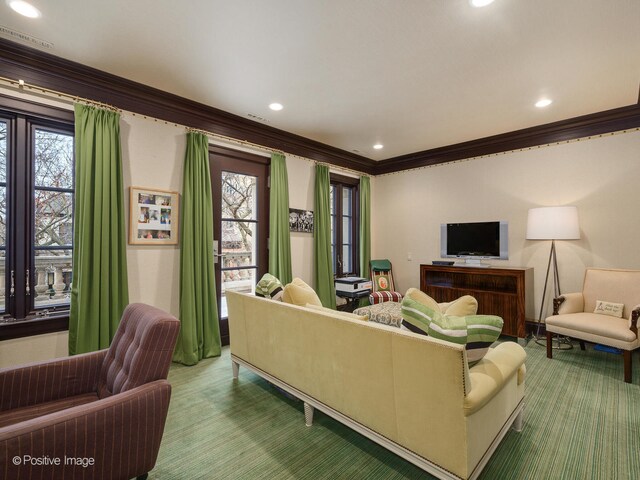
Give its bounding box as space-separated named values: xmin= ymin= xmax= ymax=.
xmin=372 ymin=130 xmax=640 ymax=319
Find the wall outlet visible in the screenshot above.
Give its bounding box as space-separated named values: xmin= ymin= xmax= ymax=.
xmin=407 ymin=252 xmax=412 ymax=261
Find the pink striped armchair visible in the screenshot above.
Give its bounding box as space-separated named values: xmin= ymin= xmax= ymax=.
xmin=0 ymin=303 xmax=180 ymax=480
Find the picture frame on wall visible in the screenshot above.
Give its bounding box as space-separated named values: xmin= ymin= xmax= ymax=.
xmin=289 ymin=208 xmax=314 ymax=233
xmin=129 ymin=186 xmax=179 ymax=245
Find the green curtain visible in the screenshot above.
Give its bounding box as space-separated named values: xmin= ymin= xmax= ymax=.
xmin=174 ymin=132 xmax=221 ymax=365
xmin=313 ymin=164 xmax=336 ymax=309
xmin=359 ymin=175 xmax=371 ymax=279
xmin=69 ymin=104 xmax=129 ymax=355
xmin=268 ymin=153 xmax=292 ymax=284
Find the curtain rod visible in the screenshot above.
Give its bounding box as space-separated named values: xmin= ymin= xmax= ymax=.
xmin=0 ymin=76 xmax=120 ymax=112
xmin=0 ymin=75 xmax=370 ymax=176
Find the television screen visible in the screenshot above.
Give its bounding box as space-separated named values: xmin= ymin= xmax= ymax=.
xmin=440 ymin=221 xmax=508 ymax=259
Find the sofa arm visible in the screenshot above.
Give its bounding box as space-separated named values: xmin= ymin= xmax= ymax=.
xmin=0 ymin=380 xmax=171 ymax=479
xmin=0 ymin=349 xmax=107 ymax=412
xmin=464 ymin=342 xmax=526 ymax=416
xmin=630 ymin=305 xmax=640 ymax=337
xmin=553 ymin=292 xmax=584 ymax=315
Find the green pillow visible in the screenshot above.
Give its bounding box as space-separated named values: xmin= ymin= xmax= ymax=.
xmin=255 ymin=273 xmax=284 ymax=301
xmin=400 ymin=295 xmax=503 ymax=366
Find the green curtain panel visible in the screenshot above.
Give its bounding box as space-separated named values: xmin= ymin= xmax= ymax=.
xmin=268 ymin=153 xmax=292 ymax=284
xmin=174 ymin=131 xmax=221 ymax=365
xmin=69 ymin=104 xmax=129 ymax=355
xmin=359 ymin=175 xmax=371 ymax=279
xmin=313 ymin=164 xmax=336 ymax=309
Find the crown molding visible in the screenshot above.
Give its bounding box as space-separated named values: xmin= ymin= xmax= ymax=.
xmin=374 ymin=103 xmax=640 ymax=175
xmin=1 ymin=38 xmax=638 ymax=177
xmin=0 ymin=38 xmax=376 ymax=174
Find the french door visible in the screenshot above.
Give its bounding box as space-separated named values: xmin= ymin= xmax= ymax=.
xmin=209 ymin=145 xmax=269 ymax=345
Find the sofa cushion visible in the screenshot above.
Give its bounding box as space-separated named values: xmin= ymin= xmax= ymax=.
xmin=0 ymin=392 xmax=99 ymax=428
xmin=593 ymin=300 xmax=624 ymax=318
xmin=282 ymin=278 xmax=322 ymax=307
xmin=255 ymin=273 xmax=284 ymax=301
xmin=442 ymin=295 xmax=478 ymax=316
xmin=401 ymin=293 xmax=503 ymax=365
xmin=305 ymin=303 xmax=368 ymax=322
xmin=546 ymin=312 xmax=637 ymax=343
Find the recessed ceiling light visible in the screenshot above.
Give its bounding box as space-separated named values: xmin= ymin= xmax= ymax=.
xmin=535 ymin=98 xmax=553 ymax=108
xmin=8 ymin=0 xmax=41 ymax=18
xmin=269 ymin=103 xmax=283 ymax=111
xmin=373 ymin=144 xmax=383 ymax=150
xmin=470 ymin=0 xmax=495 ymax=7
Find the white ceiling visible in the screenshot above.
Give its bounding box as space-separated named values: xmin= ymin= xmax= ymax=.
xmin=1 ymin=0 xmax=639 ymax=160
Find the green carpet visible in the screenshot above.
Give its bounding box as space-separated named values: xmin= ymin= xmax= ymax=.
xmin=151 ymin=340 xmax=639 ymax=479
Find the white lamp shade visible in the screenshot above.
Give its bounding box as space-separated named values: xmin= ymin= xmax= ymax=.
xmin=526 ymin=206 xmax=580 ymax=240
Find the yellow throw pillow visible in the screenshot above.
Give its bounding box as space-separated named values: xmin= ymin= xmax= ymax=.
xmin=282 ymin=278 xmax=323 ymax=307
xmin=594 ymin=300 xmax=624 ymax=318
xmin=443 ymin=295 xmax=478 ymax=316
xmin=404 ymin=288 xmax=440 ymax=311
xmin=305 ymin=303 xmax=368 ymax=322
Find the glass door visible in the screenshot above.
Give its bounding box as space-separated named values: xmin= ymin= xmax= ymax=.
xmin=210 ymin=145 xmax=269 ymax=345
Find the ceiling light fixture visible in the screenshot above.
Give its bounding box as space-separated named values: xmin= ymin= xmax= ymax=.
xmin=269 ymin=103 xmax=283 ymax=111
xmin=373 ymin=144 xmax=383 ymax=150
xmin=535 ymin=98 xmax=553 ymax=108
xmin=8 ymin=0 xmax=41 ymax=18
xmin=470 ymin=0 xmax=495 ymax=7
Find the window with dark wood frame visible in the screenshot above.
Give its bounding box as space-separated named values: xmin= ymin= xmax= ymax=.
xmin=330 ymin=173 xmax=359 ymax=278
xmin=0 ymin=95 xmax=75 ymax=340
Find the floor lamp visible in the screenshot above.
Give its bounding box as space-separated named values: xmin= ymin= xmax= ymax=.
xmin=526 ymin=206 xmax=580 ymax=347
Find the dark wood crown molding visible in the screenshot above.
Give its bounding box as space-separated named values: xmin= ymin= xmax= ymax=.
xmin=374 ymin=103 xmax=640 ymax=175
xmin=1 ymin=38 xmax=638 ymax=177
xmin=0 ymin=38 xmax=376 ymax=174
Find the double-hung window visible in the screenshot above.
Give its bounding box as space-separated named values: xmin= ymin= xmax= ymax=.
xmin=0 ymin=97 xmax=75 ymax=340
xmin=329 ymin=173 xmax=359 ymax=278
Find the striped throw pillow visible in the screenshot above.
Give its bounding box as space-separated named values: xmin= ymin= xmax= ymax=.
xmin=401 ymin=295 xmax=503 ymax=366
xmin=255 ymin=273 xmax=284 ymax=301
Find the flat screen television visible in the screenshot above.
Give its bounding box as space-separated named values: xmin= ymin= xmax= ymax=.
xmin=440 ymin=221 xmax=508 ymax=266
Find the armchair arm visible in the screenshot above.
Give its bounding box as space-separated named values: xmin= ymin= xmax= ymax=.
xmin=630 ymin=305 xmax=640 ymax=338
xmin=0 ymin=349 xmax=107 ymax=411
xmin=0 ymin=380 xmax=171 ymax=479
xmin=464 ymin=342 xmax=526 ymax=416
xmin=553 ymin=292 xmax=584 ymax=315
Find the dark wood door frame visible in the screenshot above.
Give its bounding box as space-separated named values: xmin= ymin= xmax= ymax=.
xmin=209 ymin=145 xmax=269 ymax=346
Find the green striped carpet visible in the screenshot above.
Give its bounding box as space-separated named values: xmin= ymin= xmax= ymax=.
xmin=151 ymin=341 xmax=639 ymax=479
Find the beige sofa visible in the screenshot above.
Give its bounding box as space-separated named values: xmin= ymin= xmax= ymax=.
xmin=227 ymin=291 xmax=527 ymax=480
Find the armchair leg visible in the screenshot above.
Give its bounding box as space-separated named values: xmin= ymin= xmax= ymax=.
xmin=623 ymin=350 xmax=632 ymax=383
xmin=579 ymin=341 xmax=586 ymax=351
xmin=546 ymin=331 xmax=553 ymax=358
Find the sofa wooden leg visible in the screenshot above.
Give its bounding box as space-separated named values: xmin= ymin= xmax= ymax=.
xmin=579 ymin=341 xmax=586 ymax=351
xmin=623 ymin=350 xmax=632 ymax=383
xmin=304 ymin=402 xmax=314 ymax=427
xmin=232 ymin=360 xmax=240 ymax=379
xmin=546 ymin=331 xmax=553 ymax=358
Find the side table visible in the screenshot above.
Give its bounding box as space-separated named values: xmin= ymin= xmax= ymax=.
xmin=336 ymin=290 xmax=370 ymax=313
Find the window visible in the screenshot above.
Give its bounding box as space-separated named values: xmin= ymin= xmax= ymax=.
xmin=0 ymin=97 xmax=74 ymax=339
xmin=330 ymin=173 xmax=359 ymax=277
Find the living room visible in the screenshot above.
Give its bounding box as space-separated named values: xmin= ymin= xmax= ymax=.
xmin=1 ymin=1 xmax=639 ymax=479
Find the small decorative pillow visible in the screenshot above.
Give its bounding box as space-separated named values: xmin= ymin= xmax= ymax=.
xmin=255 ymin=273 xmax=284 ymax=301
xmin=282 ymin=278 xmax=322 ymax=307
xmin=400 ymin=293 xmax=503 ymax=366
xmin=404 ymin=288 xmax=477 ymax=316
xmin=375 ymin=274 xmax=391 ymax=292
xmin=594 ymin=300 xmax=624 ymax=318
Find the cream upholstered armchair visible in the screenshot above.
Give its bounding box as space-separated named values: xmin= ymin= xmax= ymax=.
xmin=545 ymin=268 xmax=640 ymax=383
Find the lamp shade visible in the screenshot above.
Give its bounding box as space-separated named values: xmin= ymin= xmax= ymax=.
xmin=526 ymin=206 xmax=580 ymax=240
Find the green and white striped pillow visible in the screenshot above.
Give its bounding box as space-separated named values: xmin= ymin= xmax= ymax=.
xmin=255 ymin=273 xmax=284 ymax=301
xmin=401 ymin=295 xmax=503 ymax=366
